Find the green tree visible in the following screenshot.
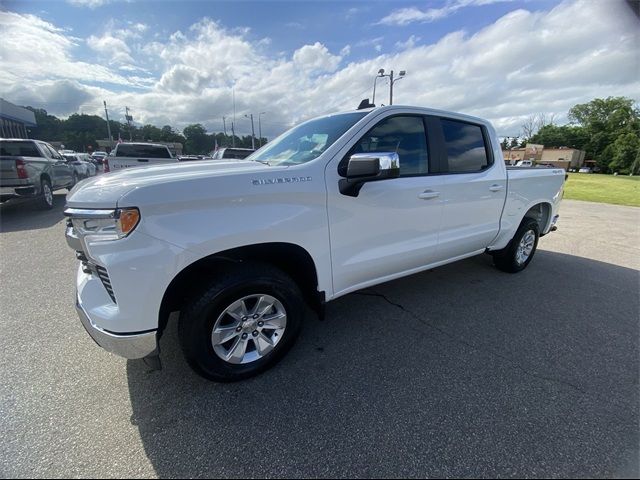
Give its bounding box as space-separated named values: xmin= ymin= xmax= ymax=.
xmin=183 ymin=124 xmax=210 ymax=154
xmin=609 ymin=132 xmax=640 ymax=174
xmin=530 ymin=124 xmax=589 ymax=150
xmin=568 ymin=96 xmax=640 ymax=172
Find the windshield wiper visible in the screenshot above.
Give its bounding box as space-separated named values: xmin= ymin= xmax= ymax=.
xmin=251 ymin=159 xmax=270 ymax=166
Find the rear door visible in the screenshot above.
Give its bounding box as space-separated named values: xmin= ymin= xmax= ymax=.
xmin=433 ymin=117 xmax=506 ymax=260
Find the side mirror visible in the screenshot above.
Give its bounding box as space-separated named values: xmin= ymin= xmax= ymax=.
xmin=339 ymin=152 xmax=400 ymax=197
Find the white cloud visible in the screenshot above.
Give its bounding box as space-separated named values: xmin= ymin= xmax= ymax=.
xmin=379 ymin=0 xmax=515 ymax=26
xmin=396 ymin=35 xmax=421 ymax=50
xmin=293 ymin=42 xmax=342 ymax=73
xmin=67 ymin=0 xmax=111 ymax=8
xmin=340 ymin=45 xmax=351 ymax=57
xmin=0 ymin=11 xmax=132 ymax=87
xmin=2 ymin=0 xmax=638 ymax=140
xmin=87 ymin=34 xmax=134 ymax=64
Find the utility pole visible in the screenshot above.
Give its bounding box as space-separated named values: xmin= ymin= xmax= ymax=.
xmin=245 ymin=114 xmax=255 ymax=150
xmin=231 ymin=121 xmax=236 ymax=147
xmin=125 ymin=106 xmax=133 ymax=141
xmin=258 ymin=112 xmax=266 ymax=148
xmin=389 ymin=70 xmax=394 ymax=105
xmin=103 ymin=100 xmax=113 ymax=148
xmin=222 ymin=116 xmax=227 ymax=146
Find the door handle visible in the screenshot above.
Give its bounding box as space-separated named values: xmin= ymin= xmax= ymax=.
xmin=489 ymin=184 xmax=504 ymax=192
xmin=137 ymin=158 xmax=149 ymax=162
xmin=418 ymin=190 xmax=440 ymax=200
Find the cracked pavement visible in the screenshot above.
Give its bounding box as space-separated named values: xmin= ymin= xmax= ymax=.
xmin=1 ymin=196 xmax=638 ymax=478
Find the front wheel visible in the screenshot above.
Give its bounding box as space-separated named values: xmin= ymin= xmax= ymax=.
xmin=492 ymin=219 xmax=540 ymax=273
xmin=179 ymin=263 xmax=304 ymax=382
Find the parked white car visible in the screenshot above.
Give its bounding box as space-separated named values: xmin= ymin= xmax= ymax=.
xmin=514 ymin=159 xmax=534 ymax=167
xmin=65 ymin=105 xmax=565 ymax=381
xmin=62 ymin=154 xmax=95 ymax=179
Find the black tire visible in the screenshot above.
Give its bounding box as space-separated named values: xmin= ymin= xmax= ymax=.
xmin=492 ymin=218 xmax=540 ymax=273
xmin=178 ymin=263 xmax=305 ymax=382
xmin=38 ymin=178 xmax=54 ymax=210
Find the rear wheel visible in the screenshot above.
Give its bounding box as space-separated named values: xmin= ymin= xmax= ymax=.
xmin=178 ymin=263 xmax=304 ymax=382
xmin=38 ymin=179 xmax=54 ymax=210
xmin=492 ymin=218 xmax=540 ymax=273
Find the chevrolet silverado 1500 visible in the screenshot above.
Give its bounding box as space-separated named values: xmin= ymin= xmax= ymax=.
xmin=65 ymin=106 xmax=564 ymax=381
xmin=104 ymin=142 xmax=176 ymax=172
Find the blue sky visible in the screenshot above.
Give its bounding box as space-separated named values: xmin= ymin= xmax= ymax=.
xmin=1 ymin=0 xmax=638 ymax=138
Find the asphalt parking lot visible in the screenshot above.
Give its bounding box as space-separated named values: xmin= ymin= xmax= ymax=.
xmin=0 ymin=194 xmax=638 ymax=478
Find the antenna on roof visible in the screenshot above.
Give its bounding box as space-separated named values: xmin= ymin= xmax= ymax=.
xmin=357 ymin=98 xmax=375 ymax=110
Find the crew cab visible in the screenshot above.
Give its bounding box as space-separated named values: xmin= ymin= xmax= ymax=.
xmin=1 ymin=138 xmax=77 ymax=209
xmin=65 ymin=106 xmax=565 ymax=381
xmin=104 ymin=142 xmax=176 ymax=172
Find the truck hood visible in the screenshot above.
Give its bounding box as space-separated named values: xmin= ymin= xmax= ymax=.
xmin=66 ymin=160 xmax=271 ymax=208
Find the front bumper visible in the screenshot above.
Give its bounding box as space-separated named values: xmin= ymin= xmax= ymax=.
xmin=76 ymin=296 xmax=157 ymax=359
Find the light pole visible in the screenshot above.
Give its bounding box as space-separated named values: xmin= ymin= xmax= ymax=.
xmin=375 ymin=69 xmax=406 ymax=105
xmin=258 ymin=112 xmax=266 ymax=148
xmin=244 ymin=114 xmax=256 ymax=150
xmin=372 ymin=69 xmax=384 ymax=106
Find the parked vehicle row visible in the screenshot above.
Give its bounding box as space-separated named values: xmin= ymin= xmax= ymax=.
xmin=0 ymin=138 xmax=78 ymax=209
xmin=65 ymin=105 xmax=565 ymax=382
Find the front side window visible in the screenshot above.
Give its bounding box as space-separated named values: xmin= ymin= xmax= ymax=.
xmin=248 ymin=112 xmax=367 ymax=166
xmin=441 ymin=119 xmax=491 ymax=173
xmin=349 ymin=116 xmax=428 ymax=176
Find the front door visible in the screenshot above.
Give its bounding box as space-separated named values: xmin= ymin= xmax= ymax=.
xmin=326 ymin=114 xmax=445 ymax=296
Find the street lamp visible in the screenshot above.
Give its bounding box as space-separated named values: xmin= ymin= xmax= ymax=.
xmin=257 ymin=112 xmax=266 ymax=148
xmin=373 ymin=69 xmax=406 ymax=105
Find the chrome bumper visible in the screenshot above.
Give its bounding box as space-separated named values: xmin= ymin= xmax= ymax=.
xmin=75 ymin=298 xmax=157 ymax=359
xmin=0 ymin=184 xmax=36 ymax=197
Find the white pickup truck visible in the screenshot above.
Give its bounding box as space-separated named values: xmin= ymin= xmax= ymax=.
xmin=65 ymin=105 xmax=565 ymax=382
xmin=103 ymin=142 xmax=176 ymax=172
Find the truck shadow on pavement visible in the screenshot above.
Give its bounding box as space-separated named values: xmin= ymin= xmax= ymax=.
xmin=0 ymin=193 xmax=67 ymax=233
xmin=126 ymin=251 xmax=639 ymax=478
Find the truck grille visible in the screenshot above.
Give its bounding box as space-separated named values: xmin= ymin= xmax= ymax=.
xmin=95 ymin=265 xmax=116 ymax=303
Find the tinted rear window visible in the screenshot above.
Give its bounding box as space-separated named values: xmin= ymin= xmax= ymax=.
xmin=0 ymin=141 xmax=42 ymax=157
xmin=115 ymin=144 xmax=172 ymax=158
xmin=221 ymin=149 xmax=253 ymax=159
xmin=441 ymin=119 xmax=491 ymax=172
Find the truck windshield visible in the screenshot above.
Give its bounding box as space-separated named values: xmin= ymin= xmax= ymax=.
xmin=247 ymin=111 xmax=367 ymax=166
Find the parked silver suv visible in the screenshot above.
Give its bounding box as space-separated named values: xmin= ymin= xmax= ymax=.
xmin=0 ymin=138 xmax=77 ymax=209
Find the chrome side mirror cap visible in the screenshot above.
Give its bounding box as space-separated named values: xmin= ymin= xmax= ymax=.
xmin=339 ymin=152 xmax=400 ymax=197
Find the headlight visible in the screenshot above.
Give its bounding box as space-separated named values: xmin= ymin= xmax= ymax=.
xmin=68 ymin=207 xmax=140 ymax=243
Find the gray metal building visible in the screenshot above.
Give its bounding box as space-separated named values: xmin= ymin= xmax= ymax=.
xmin=0 ymin=98 xmax=37 ymax=138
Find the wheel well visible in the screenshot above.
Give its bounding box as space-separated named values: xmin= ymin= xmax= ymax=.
xmin=523 ymin=203 xmax=551 ymax=233
xmin=158 ymin=242 xmax=321 ymax=336
xmin=39 ymin=173 xmax=51 ymax=193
